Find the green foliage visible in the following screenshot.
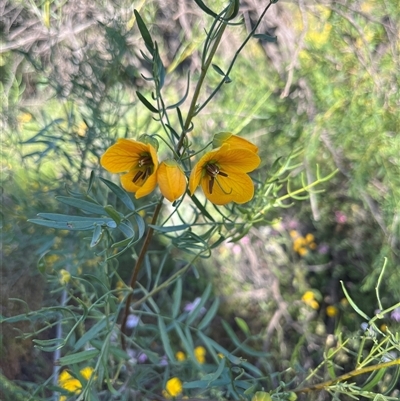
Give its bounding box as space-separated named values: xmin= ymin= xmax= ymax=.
xmin=1 ymin=0 xmax=399 ymax=400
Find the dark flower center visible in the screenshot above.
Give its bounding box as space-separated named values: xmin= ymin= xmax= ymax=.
xmin=132 ymin=154 xmax=154 ymax=183
xmin=205 ymin=163 xmax=228 ymax=194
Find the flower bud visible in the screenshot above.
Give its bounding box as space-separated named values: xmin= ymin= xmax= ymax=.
xmin=157 ymin=160 xmax=186 ymax=202
xmin=251 ymin=392 xmax=272 ymax=401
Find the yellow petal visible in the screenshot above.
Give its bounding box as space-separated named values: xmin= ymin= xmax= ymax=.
xmin=80 ymin=367 xmax=94 ymax=381
xmin=200 ymin=171 xmax=255 ymax=205
xmin=100 ymin=139 xmax=152 ymax=173
xmin=157 ymin=160 xmax=187 ymax=202
xmin=213 ymin=132 xmax=259 ymax=154
xmin=120 ymin=169 xmax=143 ymax=193
xmin=189 ymin=159 xmax=204 ymax=195
xmin=213 ymin=146 xmax=261 ymax=173
xmin=135 ymin=170 xmax=158 ymax=198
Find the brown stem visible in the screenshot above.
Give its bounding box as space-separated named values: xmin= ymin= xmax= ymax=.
xmin=120 ymin=200 xmax=163 ymax=349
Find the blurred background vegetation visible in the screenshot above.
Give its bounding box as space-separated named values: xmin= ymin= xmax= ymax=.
xmin=1 ymin=0 xmax=399 ymax=399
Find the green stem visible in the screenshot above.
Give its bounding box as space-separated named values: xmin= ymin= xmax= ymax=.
xmin=175 ymin=20 xmax=228 ymax=154
xmin=294 ymin=358 xmax=400 ymax=394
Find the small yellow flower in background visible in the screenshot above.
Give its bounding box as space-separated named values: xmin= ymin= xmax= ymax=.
xmin=189 ymin=143 xmax=260 ymax=205
xmin=58 ymin=366 xmax=94 ymax=401
xmin=75 ymin=121 xmax=87 ymax=137
xmin=101 ymin=139 xmax=159 ymax=198
xmin=292 ymin=232 xmax=317 ymax=256
xmin=380 ymin=324 xmax=387 ymax=332
xmin=340 ymin=298 xmax=349 ymax=307
xmin=17 ymin=112 xmax=32 ymax=125
xmin=115 ymin=280 xmax=127 ymax=301
xmin=163 ymin=377 xmax=183 ymax=398
xmin=212 ymin=132 xmax=259 ymax=154
xmin=301 ymin=291 xmax=319 ymax=310
xmin=194 ymin=345 xmax=206 ymax=364
xmin=59 ymin=269 xmax=71 ymax=285
xmin=175 ymin=351 xmax=186 ymax=361
xmin=157 ymin=159 xmax=187 ymax=202
xmin=326 ymin=305 xmax=339 ymax=318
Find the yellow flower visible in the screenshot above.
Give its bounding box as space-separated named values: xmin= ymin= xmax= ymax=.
xmin=163 ymin=377 xmax=183 ymax=398
xmin=213 ymin=132 xmax=259 ymax=154
xmin=101 ymin=139 xmax=159 ymax=199
xmin=326 ymin=305 xmax=339 ymax=318
xmin=189 ymin=144 xmax=260 ymax=205
xmin=157 ymin=160 xmax=187 ymax=202
xmin=59 ymin=269 xmax=71 ymax=285
xmin=301 ymin=291 xmax=319 ymax=310
xmin=194 ymin=345 xmax=206 ymax=364
xmin=58 ymin=367 xmax=94 ymax=401
xmin=175 ymin=351 xmax=186 ymax=361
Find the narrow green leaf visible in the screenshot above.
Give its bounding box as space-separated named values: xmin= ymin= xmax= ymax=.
xmin=253 ymin=33 xmax=278 ymax=42
xmin=173 ymin=322 xmax=201 ymax=368
xmin=104 ymin=205 xmax=122 ymax=225
xmin=56 ymin=196 xmax=105 ymax=215
xmin=37 ymin=214 xmax=111 ymax=223
xmin=33 ymin=337 xmax=66 ymax=352
xmin=136 ymin=91 xmax=159 ymax=113
xmin=197 ymin=332 xmax=242 ymax=365
xmin=222 ymin=320 xmax=269 ymax=357
xmin=340 ymin=281 xmax=370 ymax=321
xmin=158 ymin=317 xmax=175 ymax=362
xmin=99 ymin=178 xmax=135 ymax=211
xmin=361 ymin=367 xmax=387 ymax=391
xmin=197 ymin=297 xmax=220 ymax=330
xmin=87 ymin=170 xmax=95 ymax=194
xmin=186 ymin=284 xmax=212 ymax=326
xmin=90 ymin=225 xmax=103 ymax=247
xmin=212 ymin=63 xmax=226 ymax=76
xmin=190 ymin=195 xmax=215 ymax=221
xmin=172 ymin=278 xmax=182 ymax=319
xmin=118 ymin=222 xmax=135 ymax=238
xmin=234 ymin=317 xmax=251 ymax=337
xmin=73 ymin=319 xmax=107 ymax=352
xmin=134 ymin=10 xmax=154 ymax=52
xmin=148 ymin=223 xmax=189 ymax=233
xmin=201 ymin=357 xmax=226 ymax=383
xmin=135 ymin=215 xmax=145 ymax=239
xmin=29 ymin=219 xmax=95 ymax=231
xmin=166 ymin=71 xmax=190 ymax=110
xmin=58 ymin=349 xmax=99 ymax=366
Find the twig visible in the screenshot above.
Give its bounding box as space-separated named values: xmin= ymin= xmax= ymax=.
xmin=120 ymin=200 xmax=163 ymax=349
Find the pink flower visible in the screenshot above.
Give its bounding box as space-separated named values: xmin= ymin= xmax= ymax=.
xmin=335 ymin=211 xmax=347 ymax=224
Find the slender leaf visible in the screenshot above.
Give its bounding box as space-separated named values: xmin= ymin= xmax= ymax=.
xmin=99 ymin=178 xmax=135 ymax=211
xmin=73 ymin=319 xmax=107 ymax=352
xmin=158 ymin=317 xmax=175 ymax=362
xmin=172 ymin=278 xmax=182 ymax=319
xmin=148 ymin=223 xmax=190 ymax=233
xmin=136 ymin=91 xmax=159 ymax=113
xmin=58 ymin=349 xmax=99 ymax=366
xmin=134 ymin=10 xmax=154 ymax=52
xmin=197 ymin=297 xmax=220 ymax=330
xmin=186 ymin=284 xmax=212 ymax=326
xmin=253 ymin=33 xmax=277 ymax=42
xmin=90 ymin=225 xmax=103 ymax=247
xmin=56 ymin=196 xmax=105 ymax=215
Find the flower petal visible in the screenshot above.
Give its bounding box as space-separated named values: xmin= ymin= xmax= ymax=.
xmin=213 ymin=132 xmax=259 ymax=154
xmin=120 ymin=169 xmax=143 ymax=193
xmin=135 ymin=170 xmax=158 ymax=198
xmin=200 ymin=171 xmax=255 ymax=205
xmin=189 ymin=159 xmax=205 ymax=195
xmin=213 ymin=145 xmax=260 ymax=173
xmin=100 ymin=139 xmax=151 ymax=173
